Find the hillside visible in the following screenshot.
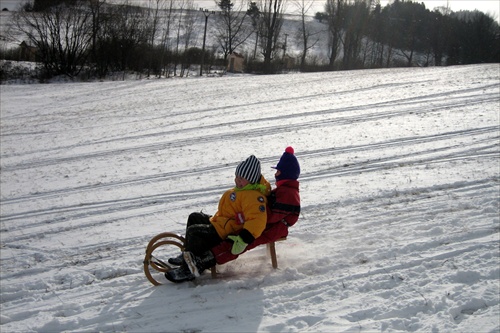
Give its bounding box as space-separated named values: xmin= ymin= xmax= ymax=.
xmin=1 ymin=64 xmax=499 ymax=332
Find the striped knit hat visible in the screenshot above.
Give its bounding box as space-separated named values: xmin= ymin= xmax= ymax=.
xmin=235 ymin=155 xmax=261 ymax=184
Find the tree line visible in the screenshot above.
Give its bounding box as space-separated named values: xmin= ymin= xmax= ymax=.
xmin=317 ymin=0 xmax=499 ymax=70
xmin=1 ymin=0 xmax=498 ymax=80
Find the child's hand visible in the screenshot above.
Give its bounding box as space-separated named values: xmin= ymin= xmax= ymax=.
xmin=227 ymin=235 xmax=248 ymax=255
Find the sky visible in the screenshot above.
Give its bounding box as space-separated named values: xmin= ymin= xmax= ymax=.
xmin=1 ymin=0 xmax=499 ymax=19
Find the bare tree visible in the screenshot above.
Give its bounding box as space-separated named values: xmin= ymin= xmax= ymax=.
xmin=108 ymin=1 xmax=150 ymax=75
xmin=181 ymin=3 xmax=197 ymax=63
xmin=87 ymin=0 xmax=109 ymax=78
xmin=295 ymin=0 xmax=322 ymax=71
xmin=172 ymin=0 xmax=196 ymax=76
xmin=14 ymin=0 xmax=94 ymax=78
xmin=214 ymin=0 xmax=254 ymax=63
xmin=157 ymin=0 xmax=177 ymax=77
xmin=246 ymin=2 xmax=261 ymax=59
xmin=257 ymin=0 xmax=286 ymax=73
xmin=325 ymin=0 xmax=343 ymax=69
xmin=146 ymin=0 xmax=167 ymax=77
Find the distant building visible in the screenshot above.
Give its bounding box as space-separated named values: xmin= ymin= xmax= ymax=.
xmin=282 ymin=54 xmax=296 ymax=70
xmin=19 ymin=41 xmax=37 ymax=62
xmin=227 ymin=52 xmax=244 ymax=73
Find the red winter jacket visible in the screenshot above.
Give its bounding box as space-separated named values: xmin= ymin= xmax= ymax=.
xmin=212 ymin=179 xmax=300 ymax=265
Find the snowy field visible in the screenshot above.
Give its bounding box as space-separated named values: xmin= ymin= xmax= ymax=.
xmin=1 ymin=64 xmax=499 ymax=332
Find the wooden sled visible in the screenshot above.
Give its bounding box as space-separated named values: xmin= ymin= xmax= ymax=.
xmin=144 ymin=231 xmax=286 ymax=285
xmin=143 ymin=232 xmax=185 ymax=286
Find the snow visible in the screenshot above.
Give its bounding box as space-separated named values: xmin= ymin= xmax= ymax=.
xmin=1 ymin=64 xmax=499 ymax=332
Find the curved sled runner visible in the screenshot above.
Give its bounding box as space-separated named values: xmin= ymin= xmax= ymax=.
xmin=143 ymin=232 xmax=185 ymax=286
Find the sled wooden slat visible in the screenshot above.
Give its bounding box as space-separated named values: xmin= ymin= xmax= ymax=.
xmin=209 ymin=237 xmax=287 ymax=278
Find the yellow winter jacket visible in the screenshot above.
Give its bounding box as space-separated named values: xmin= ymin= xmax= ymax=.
xmin=210 ymin=176 xmax=271 ymax=241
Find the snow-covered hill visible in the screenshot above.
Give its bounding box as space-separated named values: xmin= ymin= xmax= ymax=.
xmin=1 ymin=64 xmax=499 ymax=332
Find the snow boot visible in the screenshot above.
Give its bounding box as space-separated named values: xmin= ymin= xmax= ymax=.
xmin=183 ymin=251 xmax=216 ymax=277
xmin=168 ymin=253 xmax=185 ymax=266
xmin=165 ymin=264 xmax=195 ymax=283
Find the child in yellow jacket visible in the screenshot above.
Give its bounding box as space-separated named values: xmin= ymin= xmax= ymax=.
xmin=166 ymin=155 xmax=271 ymax=283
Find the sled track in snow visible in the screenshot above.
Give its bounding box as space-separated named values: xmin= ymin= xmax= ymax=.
xmin=2 ymin=168 xmax=497 ymax=247
xmin=1 ymin=83 xmax=496 ymax=170
xmin=1 ymin=125 xmax=497 ymax=207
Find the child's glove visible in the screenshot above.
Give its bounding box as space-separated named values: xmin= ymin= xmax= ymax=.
xmin=227 ymin=235 xmax=248 ymax=255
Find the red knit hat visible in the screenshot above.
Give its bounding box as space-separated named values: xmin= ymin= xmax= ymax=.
xmin=272 ymin=146 xmax=300 ymax=181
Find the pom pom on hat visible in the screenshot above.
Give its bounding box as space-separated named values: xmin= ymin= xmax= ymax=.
xmin=235 ymin=155 xmax=262 ymax=184
xmin=273 ymin=146 xmax=300 ymax=181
